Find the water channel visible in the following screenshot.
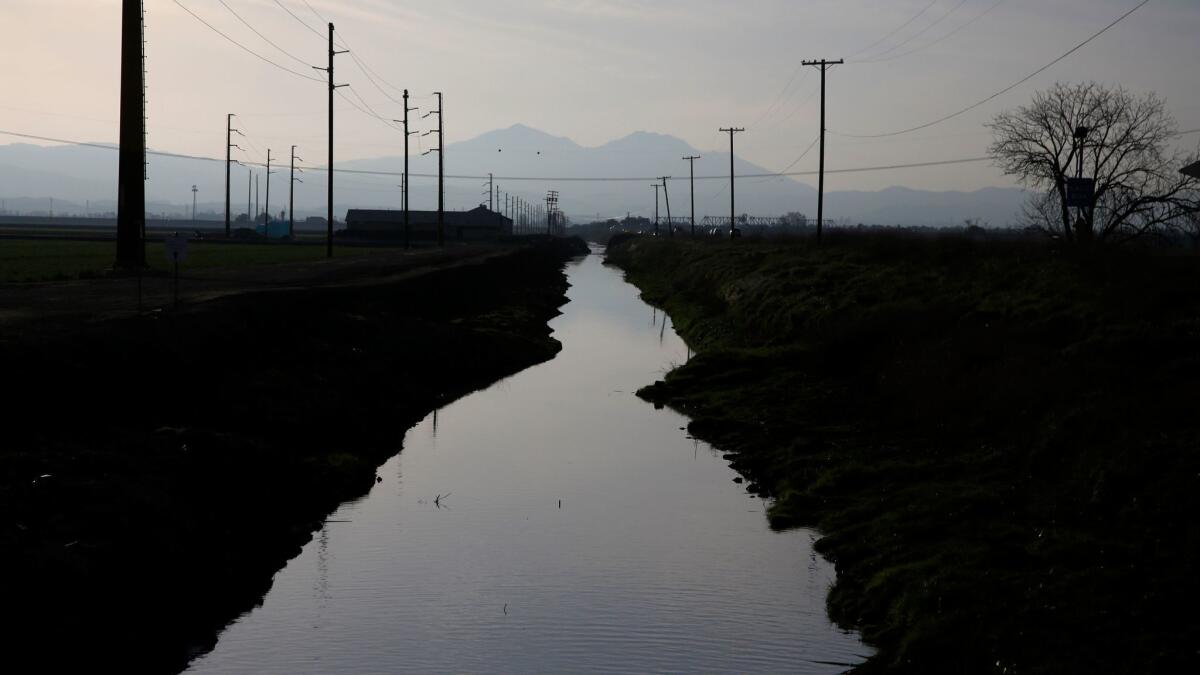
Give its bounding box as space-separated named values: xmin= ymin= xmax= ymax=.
xmin=187 ymin=249 xmax=866 ymax=674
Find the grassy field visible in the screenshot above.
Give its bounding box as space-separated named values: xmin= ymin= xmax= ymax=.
xmin=0 ymin=239 xmax=404 ymax=283
xmin=607 ymin=233 xmax=1200 ymax=675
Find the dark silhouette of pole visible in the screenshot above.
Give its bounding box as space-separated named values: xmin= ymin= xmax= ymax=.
xmin=314 ymin=23 xmax=348 ymax=258
xmin=719 ymin=128 xmax=744 ymax=239
xmin=393 ymin=89 xmax=417 ymax=249
xmin=264 ymin=148 xmax=272 ymax=239
xmin=116 ymin=0 xmax=146 ymax=269
xmin=247 ymin=167 xmax=251 ymax=226
xmin=422 ymin=92 xmax=444 ymax=246
xmin=255 ymin=173 xmax=259 ymax=229
xmin=802 ymin=59 xmax=842 ymax=244
xmin=290 ymin=145 xmax=302 ymax=238
xmin=651 ymin=183 xmax=660 ymax=234
xmin=226 ymin=113 xmax=241 ymax=238
xmin=683 ymin=155 xmax=700 ymax=237
xmin=660 ymin=176 xmax=673 ymax=237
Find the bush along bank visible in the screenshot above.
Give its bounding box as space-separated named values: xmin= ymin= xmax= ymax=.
xmin=0 ymin=237 xmax=589 ymax=674
xmin=606 ymin=233 xmax=1200 ymax=675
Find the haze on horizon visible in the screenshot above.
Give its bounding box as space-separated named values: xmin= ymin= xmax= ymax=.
xmin=2 ymin=0 xmax=1198 ymax=201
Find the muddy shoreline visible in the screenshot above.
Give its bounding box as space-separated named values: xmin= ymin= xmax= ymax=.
xmin=606 ymin=234 xmax=1199 ymax=674
xmin=1 ymin=237 xmax=588 ymax=673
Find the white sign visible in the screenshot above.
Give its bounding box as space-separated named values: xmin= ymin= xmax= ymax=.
xmin=164 ymin=235 xmax=189 ymax=263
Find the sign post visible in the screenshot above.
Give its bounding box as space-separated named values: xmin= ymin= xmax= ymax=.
xmin=164 ymin=235 xmax=189 ymax=308
xmin=1065 ymin=178 xmax=1095 ymax=208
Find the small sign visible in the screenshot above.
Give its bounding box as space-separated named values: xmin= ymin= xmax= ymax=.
xmin=1065 ymin=178 xmax=1095 ymax=208
xmin=1181 ymin=161 xmax=1200 ymax=180
xmin=164 ymin=235 xmax=189 ymax=263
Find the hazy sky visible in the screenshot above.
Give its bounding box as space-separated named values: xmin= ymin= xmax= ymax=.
xmin=3 ymin=0 xmax=1198 ymax=192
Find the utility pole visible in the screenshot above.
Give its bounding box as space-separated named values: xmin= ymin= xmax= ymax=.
xmin=264 ymin=148 xmax=273 ymax=239
xmin=247 ymin=167 xmax=252 ymax=228
xmin=719 ymin=127 xmax=744 ymax=239
xmin=255 ymin=173 xmax=259 ymax=232
xmin=487 ymin=173 xmax=494 ymax=211
xmin=802 ymin=58 xmax=843 ymax=244
xmin=660 ymin=176 xmax=673 ymax=237
xmin=290 ymin=145 xmax=303 ymax=238
xmin=116 ymin=0 xmax=146 ymax=269
xmin=393 ymin=89 xmax=417 ymax=249
xmin=422 ymin=92 xmax=444 ymax=246
xmin=314 ymin=23 xmax=348 ymax=258
xmin=226 ymin=113 xmax=242 ymax=238
xmin=191 ymin=185 xmax=198 ymax=226
xmin=546 ymin=190 xmax=559 ymax=236
xmin=651 ymin=183 xmax=661 ymax=234
xmin=683 ymin=155 xmax=700 ymax=237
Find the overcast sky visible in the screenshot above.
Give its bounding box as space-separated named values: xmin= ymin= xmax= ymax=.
xmin=3 ymin=0 xmax=1198 ymax=192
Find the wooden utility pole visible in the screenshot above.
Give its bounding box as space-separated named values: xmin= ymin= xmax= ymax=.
xmin=683 ymin=155 xmax=700 ymax=237
xmin=314 ymin=23 xmax=348 ymax=257
xmin=802 ymin=59 xmax=843 ymax=244
xmin=719 ymin=127 xmax=744 ymax=239
xmin=116 ymin=0 xmax=146 ymax=269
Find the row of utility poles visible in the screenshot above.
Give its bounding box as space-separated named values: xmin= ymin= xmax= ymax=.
xmin=485 ymin=175 xmax=562 ymax=236
xmin=223 ymin=113 xmax=305 ymax=240
xmin=651 ymin=58 xmax=842 ymax=242
xmin=220 ymin=25 xmax=454 ymax=256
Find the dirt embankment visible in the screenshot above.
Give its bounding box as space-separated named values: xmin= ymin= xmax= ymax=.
xmin=1 ymin=237 xmax=589 ymax=673
xmin=607 ymin=233 xmax=1199 ymax=675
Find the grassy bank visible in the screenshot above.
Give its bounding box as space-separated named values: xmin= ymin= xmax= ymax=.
xmin=0 ymin=238 xmax=408 ymax=282
xmin=1 ymin=237 xmax=588 ymax=673
xmin=606 ymin=233 xmax=1199 ymax=674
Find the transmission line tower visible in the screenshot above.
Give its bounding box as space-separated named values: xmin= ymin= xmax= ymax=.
xmin=802 ymin=58 xmax=843 ymax=244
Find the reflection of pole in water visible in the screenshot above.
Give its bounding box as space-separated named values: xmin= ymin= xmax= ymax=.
xmin=315 ymin=524 xmax=330 ymax=601
xmin=660 ymin=314 xmax=667 ymax=344
xmin=432 ymin=409 xmax=439 ymax=439
xmin=652 ymin=307 xmax=656 ymax=327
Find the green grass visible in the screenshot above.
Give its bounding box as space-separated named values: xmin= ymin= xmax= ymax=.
xmin=608 ymin=233 xmax=1200 ymax=675
xmin=0 ymin=239 xmax=404 ymax=283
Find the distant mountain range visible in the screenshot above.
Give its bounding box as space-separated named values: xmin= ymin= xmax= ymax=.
xmin=0 ymin=124 xmax=1029 ymax=227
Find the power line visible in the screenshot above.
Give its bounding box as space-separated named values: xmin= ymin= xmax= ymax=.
xmin=859 ymin=0 xmax=1010 ymax=64
xmin=837 ymin=0 xmax=1153 ymax=138
xmin=270 ymin=0 xmax=327 ymax=41
xmin=171 ymin=0 xmax=323 ymax=83
xmin=858 ymin=0 xmax=970 ymax=62
xmin=849 ymin=0 xmax=939 ymax=58
xmin=6 ymin=127 xmax=1196 ymax=182
xmin=217 ymin=0 xmax=314 ymax=68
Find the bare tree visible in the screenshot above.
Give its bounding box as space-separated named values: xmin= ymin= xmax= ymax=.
xmin=989 ymin=82 xmax=1198 ymax=244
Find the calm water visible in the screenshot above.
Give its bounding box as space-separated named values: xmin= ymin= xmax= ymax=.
xmin=187 ymin=249 xmax=866 ymax=674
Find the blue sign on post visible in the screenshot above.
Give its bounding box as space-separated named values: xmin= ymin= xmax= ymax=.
xmin=1066 ymin=178 xmax=1095 ymax=208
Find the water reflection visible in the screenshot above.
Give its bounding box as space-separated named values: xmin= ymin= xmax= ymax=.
xmin=187 ymin=249 xmax=867 ymax=674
